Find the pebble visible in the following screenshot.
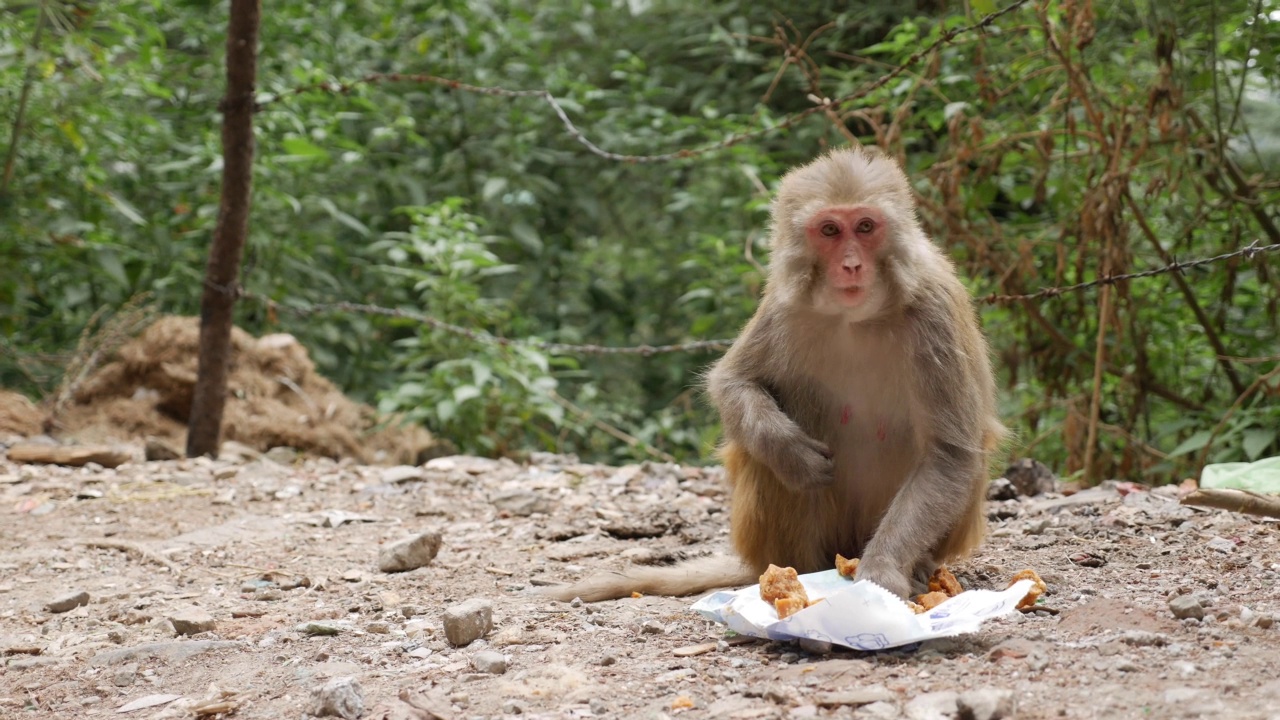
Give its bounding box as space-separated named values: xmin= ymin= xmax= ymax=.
xmin=502 ymin=699 xmax=527 ymax=714
xmin=1257 ymin=614 xmax=1275 ymax=629
xmin=589 ymin=698 xmax=608 ymax=715
xmin=471 ymin=649 xmax=508 ymax=674
xmin=381 ymin=465 xmax=425 ymax=484
xmin=365 ymin=621 xmax=392 ymax=634
xmin=168 ymin=606 xmax=216 ymax=636
xmin=112 ymin=663 xmax=138 ymax=687
xmin=1206 ymin=536 xmax=1237 ymax=553
xmin=640 ymin=620 xmax=665 ymax=635
xmin=814 ymin=686 xmax=895 ymax=708
xmin=46 ymin=590 xmax=90 ymax=613
xmin=297 ymin=620 xmax=346 ymax=636
xmin=1169 ymin=595 xmax=1205 ymax=620
xmin=310 ymin=676 xmax=364 ymax=720
xmin=957 ymin=688 xmax=1014 ymax=720
xmin=490 ymin=489 xmax=552 ymax=516
xmin=378 ymin=530 xmax=443 ymax=573
xmin=904 ymin=691 xmax=959 ymax=720
xmin=442 ymin=598 xmax=494 ymax=647
xmin=861 ymin=700 xmax=903 ymax=718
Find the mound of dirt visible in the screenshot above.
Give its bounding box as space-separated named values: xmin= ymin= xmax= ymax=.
xmin=0 ymin=390 xmax=43 ymax=438
xmin=54 ymin=315 xmax=439 ymax=464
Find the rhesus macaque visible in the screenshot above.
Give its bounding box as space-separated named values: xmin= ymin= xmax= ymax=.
xmin=544 ymin=147 xmax=1004 ymax=602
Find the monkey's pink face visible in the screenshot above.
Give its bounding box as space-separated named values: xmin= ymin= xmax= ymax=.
xmin=805 ymin=205 xmax=888 ymax=310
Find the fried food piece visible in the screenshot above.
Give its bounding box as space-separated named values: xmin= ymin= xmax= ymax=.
xmin=907 ymin=601 xmax=926 ymax=614
xmin=759 ymin=564 xmax=808 ymax=603
xmin=1008 ymin=568 xmax=1047 ymax=609
xmin=760 ymin=564 xmax=810 ymax=619
xmin=774 ymin=596 xmax=807 ymax=619
xmin=928 ymin=566 xmax=963 ymax=597
xmin=914 ymin=591 xmax=949 ymax=611
xmin=835 ymin=554 xmax=860 ymax=578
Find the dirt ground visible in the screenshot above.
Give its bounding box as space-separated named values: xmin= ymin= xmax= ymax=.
xmin=2 ymin=442 xmax=1278 ymax=720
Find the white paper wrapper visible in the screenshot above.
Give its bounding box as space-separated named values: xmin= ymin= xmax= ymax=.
xmin=691 ymin=569 xmax=1035 ymax=651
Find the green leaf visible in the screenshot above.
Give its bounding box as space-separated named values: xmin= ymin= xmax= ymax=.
xmin=509 ymin=220 xmax=543 ymax=254
xmin=281 ymin=137 xmax=331 ymax=160
xmin=972 ymin=0 xmax=997 ymax=15
xmin=1243 ymin=428 xmax=1277 ymax=461
xmin=1169 ymin=430 xmax=1213 ymax=457
xmin=454 ymin=385 xmax=482 ymax=404
xmin=105 ymin=192 xmax=147 ymax=226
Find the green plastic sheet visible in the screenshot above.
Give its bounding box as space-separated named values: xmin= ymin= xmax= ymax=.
xmin=1201 ymin=456 xmax=1280 ymax=493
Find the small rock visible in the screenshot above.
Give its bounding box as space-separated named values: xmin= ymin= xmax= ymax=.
xmin=297 ymin=621 xmax=346 ymax=636
xmin=987 ymin=638 xmax=1036 ymax=661
xmin=958 ymin=688 xmax=1014 ymax=720
xmin=814 ymin=686 xmax=895 ymax=707
xmin=214 ymin=466 xmax=239 ymax=481
xmin=986 ymin=477 xmax=1017 ymax=501
xmin=144 ymin=438 xmax=182 ymax=462
xmin=169 ymin=606 xmax=216 ymax=636
xmin=905 ymin=691 xmax=959 ymax=720
xmin=46 ymin=590 xmax=90 ymax=613
xmin=471 ymin=650 xmax=508 ymax=674
xmin=640 ymin=620 xmax=665 ymax=635
xmin=310 ymin=676 xmax=364 ymax=720
xmin=589 ymin=698 xmax=608 ymax=715
xmin=381 ymin=465 xmax=424 ymax=484
xmin=378 ymin=530 xmax=443 ymax=573
xmin=1206 ymin=537 xmax=1237 ymax=554
xmin=798 ymin=637 xmax=833 ymax=655
xmin=112 ymin=663 xmax=138 ymax=687
xmin=490 ymin=489 xmax=553 ymax=517
xmin=502 ymin=699 xmax=526 ymax=714
xmin=442 ymin=598 xmax=493 ymax=647
xmin=1256 ymin=614 xmax=1275 ymax=630
xmin=861 ymin=701 xmax=902 ymax=719
xmin=1169 ymin=595 xmax=1205 ymax=620
xmin=1002 ymin=458 xmax=1057 ymax=496
xmin=365 ymin=621 xmax=392 ymax=634
xmin=264 ymin=446 xmax=299 ymax=464
xmin=599 ymin=654 xmax=617 ymax=666
xmin=1119 ymin=630 xmax=1168 ymax=647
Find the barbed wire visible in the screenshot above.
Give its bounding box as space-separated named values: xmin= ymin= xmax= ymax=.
xmin=977 ymin=241 xmax=1280 ymax=304
xmin=256 ymin=0 xmax=1034 ymax=163
xmin=238 ymin=241 xmax=1278 ymax=356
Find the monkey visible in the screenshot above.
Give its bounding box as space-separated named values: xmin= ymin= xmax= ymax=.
xmin=542 ymin=146 xmax=1005 ymax=603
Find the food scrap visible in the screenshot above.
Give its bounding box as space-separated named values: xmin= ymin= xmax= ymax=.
xmin=835 ymin=553 xmax=860 ymax=578
xmin=928 ymin=566 xmax=963 ymax=596
xmin=914 ymin=591 xmax=949 ymax=611
xmin=759 ymin=564 xmax=810 ymax=619
xmin=1009 ymin=568 xmax=1047 ymax=609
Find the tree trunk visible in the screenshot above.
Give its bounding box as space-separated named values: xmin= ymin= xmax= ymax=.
xmin=186 ymin=0 xmax=261 ymax=458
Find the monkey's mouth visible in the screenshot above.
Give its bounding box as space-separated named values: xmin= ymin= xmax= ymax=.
xmin=835 ymin=286 xmax=865 ymax=304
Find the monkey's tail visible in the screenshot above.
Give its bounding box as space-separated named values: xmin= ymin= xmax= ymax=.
xmin=537 ymin=555 xmax=758 ymax=603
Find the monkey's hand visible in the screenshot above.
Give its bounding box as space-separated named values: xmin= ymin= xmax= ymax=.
xmin=851 ymin=556 xmax=912 ymax=599
xmin=758 ymin=423 xmax=835 ymax=490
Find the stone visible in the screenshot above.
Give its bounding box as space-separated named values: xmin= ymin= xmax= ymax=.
xmin=169 ymin=606 xmax=216 ymax=636
xmin=471 ymin=649 xmax=508 ymax=674
xmin=502 ymin=699 xmax=527 ymax=714
xmin=814 ymin=686 xmax=896 ymax=707
xmin=310 ymin=676 xmax=364 ymax=720
xmin=1002 ymin=458 xmax=1057 ymax=496
xmin=297 ymin=621 xmax=347 ymax=636
xmin=442 ymin=598 xmax=493 ymax=647
xmin=46 ymin=590 xmax=90 ymax=613
xmin=1169 ymin=595 xmax=1205 ymax=620
xmin=490 ymin=489 xmax=552 ymax=517
xmin=144 ymin=438 xmax=182 ymax=461
xmin=905 ymin=691 xmax=959 ymax=720
xmin=957 ymin=688 xmax=1014 ymax=720
xmin=1206 ymin=537 xmax=1237 ymax=554
xmin=111 ymin=663 xmax=138 ymax=687
xmin=264 ymin=446 xmax=299 ymax=464
xmin=378 ymin=530 xmax=443 ymax=573
xmin=381 ymin=465 xmax=424 ymax=484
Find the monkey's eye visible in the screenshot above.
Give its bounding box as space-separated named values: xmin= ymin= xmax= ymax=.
xmin=855 ymin=219 xmax=876 ymax=234
xmin=819 ymin=222 xmax=841 ymax=237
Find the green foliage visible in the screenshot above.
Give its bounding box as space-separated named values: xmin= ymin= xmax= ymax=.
xmin=2 ymin=0 xmax=1278 ymax=481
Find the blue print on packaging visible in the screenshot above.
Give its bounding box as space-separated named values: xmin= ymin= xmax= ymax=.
xmin=844 ymin=633 xmax=891 ymax=651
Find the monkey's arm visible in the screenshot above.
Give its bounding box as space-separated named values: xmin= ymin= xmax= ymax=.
xmin=855 ymin=298 xmax=987 ymax=597
xmin=705 ymin=317 xmax=834 ymax=489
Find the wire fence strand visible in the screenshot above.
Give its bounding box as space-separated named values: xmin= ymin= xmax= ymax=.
xmin=238 ymin=241 xmax=1279 ymax=356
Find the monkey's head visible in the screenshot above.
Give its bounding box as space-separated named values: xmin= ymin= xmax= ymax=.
xmin=768 ymin=147 xmax=926 ymax=321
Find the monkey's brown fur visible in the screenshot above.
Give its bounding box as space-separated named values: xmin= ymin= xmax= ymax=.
xmin=544 ymin=147 xmax=1004 ymax=602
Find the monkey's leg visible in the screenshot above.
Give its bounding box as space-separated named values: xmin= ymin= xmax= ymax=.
xmin=723 ymin=442 xmax=832 ymax=574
